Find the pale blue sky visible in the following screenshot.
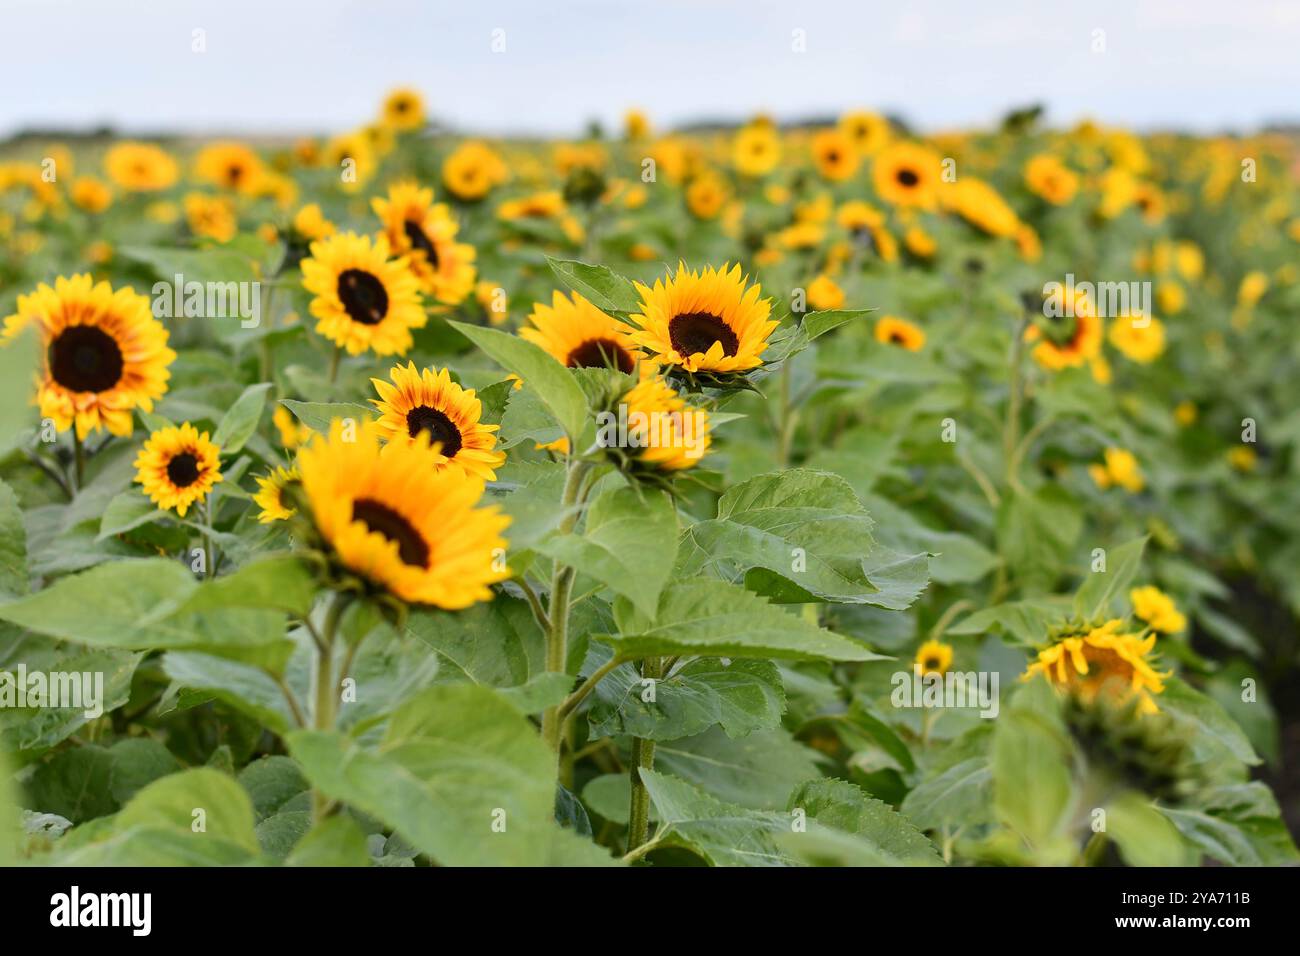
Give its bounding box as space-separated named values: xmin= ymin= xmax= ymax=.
xmin=3 ymin=0 xmax=1299 ymax=137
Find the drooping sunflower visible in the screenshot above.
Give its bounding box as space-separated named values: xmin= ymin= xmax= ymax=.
xmin=874 ymin=315 xmax=926 ymax=351
xmin=193 ymin=142 xmax=265 ymax=194
xmin=615 ymin=376 xmax=711 ymax=471
xmin=914 ymin=639 xmax=953 ymax=676
xmin=372 ymin=181 xmax=477 ymax=306
xmin=370 ymin=363 xmax=506 ymax=480
xmin=300 ymin=232 xmax=426 ymax=356
xmin=380 ymin=88 xmax=426 ymax=131
xmin=872 ymin=142 xmax=941 ymax=210
xmin=1108 ymin=315 xmax=1166 ymax=363
xmin=520 ymin=291 xmax=643 ymax=374
xmin=940 ymin=177 xmax=1020 ymax=237
xmin=297 ymin=420 xmax=510 ymax=609
xmin=3 ymin=275 xmax=175 ymax=437
xmin=1023 ymin=620 xmax=1169 ymax=715
xmin=1026 ymin=286 xmax=1103 ymax=371
xmin=133 ymin=423 xmax=223 ymax=517
xmin=810 ymin=129 xmax=859 ymax=181
xmin=253 ymin=465 xmax=299 ymax=523
xmin=103 ymin=142 xmax=179 ymax=192
xmin=630 ymin=263 xmax=776 ymax=374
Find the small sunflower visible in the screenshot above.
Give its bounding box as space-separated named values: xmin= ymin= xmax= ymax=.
xmin=292 ymin=203 xmax=336 ymax=242
xmin=193 ymin=142 xmax=264 ymax=194
xmin=520 ymin=291 xmax=643 ymax=374
xmin=442 ymin=141 xmax=507 ymax=201
xmin=71 ymin=177 xmax=112 ymax=214
xmin=914 ymin=639 xmax=953 ymax=675
xmin=370 ymin=363 xmax=506 ymax=480
xmin=103 ymin=142 xmax=178 ymax=192
xmin=1130 ymin=586 xmax=1187 ymax=634
xmin=254 ymin=465 xmax=299 ymax=523
xmin=372 ymin=181 xmax=477 ymax=306
xmin=872 ymin=142 xmax=941 ymax=210
xmin=183 ymin=192 xmax=237 ymax=243
xmin=134 ymin=423 xmax=223 ymax=517
xmin=297 ymin=420 xmax=510 ymax=609
xmin=615 ymin=376 xmax=711 ymax=471
xmin=838 ymin=111 xmax=891 ymax=155
xmin=1023 ymin=620 xmax=1169 ymax=715
xmin=732 ymin=125 xmax=781 ymax=177
xmin=380 ymin=87 xmax=426 ymax=131
xmin=810 ymin=129 xmax=859 ymax=181
xmin=1089 ymin=447 xmax=1145 ymax=493
xmin=940 ymin=177 xmax=1020 ymax=237
xmin=3 ymin=275 xmax=175 ymax=437
xmin=301 ymin=232 xmax=426 ymax=356
xmin=685 ymin=172 xmax=729 ymax=220
xmin=1024 ymin=154 xmax=1079 ymax=205
xmin=807 ymin=274 xmax=845 ymax=311
xmin=1108 ymin=315 xmax=1166 ymax=363
xmin=874 ymin=315 xmax=926 ymax=351
xmin=1026 ymin=287 xmax=1102 ymax=371
xmin=498 ymin=190 xmax=566 ymax=222
xmin=630 ymin=263 xmax=776 ymax=374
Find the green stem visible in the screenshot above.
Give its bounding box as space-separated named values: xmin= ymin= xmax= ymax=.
xmin=327 ymin=346 xmax=342 ymax=388
xmin=626 ymin=656 xmax=664 ymax=854
xmin=1003 ymin=313 xmax=1031 ymax=492
xmin=72 ymin=429 xmax=85 ymax=491
xmin=311 ymin=593 xmax=350 ymax=822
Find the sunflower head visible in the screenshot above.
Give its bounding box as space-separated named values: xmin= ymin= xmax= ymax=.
xmin=443 ymin=141 xmax=508 ymax=201
xmin=193 ymin=142 xmax=265 ymax=194
xmin=254 ymin=465 xmax=300 ymax=524
xmin=4 ymin=274 xmax=176 ymax=438
xmin=296 ymin=420 xmax=509 ymax=609
xmin=1108 ymin=315 xmax=1166 ymax=363
xmin=380 ymin=88 xmax=426 ymax=131
xmin=872 ymin=142 xmax=942 ymax=210
xmin=103 ymin=142 xmax=178 ymax=192
xmin=301 ymin=232 xmax=426 ymax=356
xmin=732 ymin=125 xmax=782 ymax=177
xmin=914 ymin=639 xmax=954 ymax=676
xmin=811 ymin=129 xmax=859 ymax=182
xmin=370 ymin=362 xmax=506 ymax=481
xmin=1026 ymin=286 xmax=1102 ymax=370
xmin=874 ymin=315 xmax=926 ymax=351
xmin=372 ymin=181 xmax=477 ymax=305
xmin=838 ymin=111 xmax=891 ymax=155
xmin=598 ymin=376 xmax=711 ymax=477
xmin=134 ymin=423 xmax=223 ymax=517
xmin=630 ymin=263 xmax=776 ymax=379
xmin=521 ymin=290 xmax=643 ymax=374
xmin=1023 ymin=619 xmax=1170 ymax=715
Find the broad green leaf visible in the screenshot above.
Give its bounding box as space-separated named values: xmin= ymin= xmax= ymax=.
xmin=107 ymin=738 xmax=182 ymax=805
xmin=786 ymin=779 xmax=941 ymax=865
xmin=97 ymin=491 xmax=165 ymax=541
xmin=450 ymin=321 xmax=589 ymax=443
xmin=26 ymin=745 xmax=118 ymax=822
xmin=212 ymin=382 xmax=271 ymax=454
xmin=278 ymin=398 xmax=373 ymax=434
xmin=678 ymin=470 xmax=928 ymax=608
xmin=996 ymin=485 xmax=1082 ymax=593
xmin=991 ymin=685 xmax=1072 ymax=850
xmin=654 ymin=726 xmax=822 ymax=810
xmin=546 ymin=257 xmax=641 ymax=313
xmin=406 ymin=595 xmax=544 ymax=687
xmin=1106 ymin=792 xmax=1194 ymax=867
xmin=0 ymin=479 xmax=27 ymax=597
xmin=763 ymin=309 xmax=872 ymax=365
xmin=1158 ymin=790 xmax=1300 ymax=867
xmin=637 ymin=768 xmax=789 ymax=867
xmin=1159 ymin=677 xmax=1259 ymax=766
xmin=238 ymin=756 xmax=309 ymax=822
xmin=608 ymin=577 xmax=886 ymax=662
xmin=174 ymin=553 xmax=317 ymax=618
xmin=162 ymin=652 xmax=296 ymax=734
xmin=0 ymin=328 xmax=38 ymax=454
xmin=1074 ymin=535 xmax=1147 ymax=619
xmin=899 ymin=757 xmax=993 ymax=831
xmin=116 ymin=768 xmax=261 ymax=855
xmin=949 ymin=596 xmax=1074 ymax=645
xmin=537 ymin=486 xmax=677 ymax=617
xmin=588 ymin=658 xmax=785 ymax=741
xmin=286 ymin=814 xmax=371 ymax=867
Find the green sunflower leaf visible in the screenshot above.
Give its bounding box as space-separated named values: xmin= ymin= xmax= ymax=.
xmin=212 ymin=382 xmax=271 ymax=455
xmin=545 ymin=257 xmax=642 ymax=314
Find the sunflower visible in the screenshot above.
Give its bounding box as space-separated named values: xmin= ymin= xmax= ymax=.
xmin=624 ymin=109 xmax=651 ymax=140
xmin=872 ymin=142 xmax=941 ymax=210
xmin=1026 ymin=286 xmax=1102 ymax=370
xmin=273 ymin=405 xmax=314 ymax=449
xmin=1108 ymin=315 xmax=1166 ymax=363
xmin=630 ymin=263 xmax=775 ymax=374
xmin=520 ymin=291 xmax=642 ymax=373
xmin=443 ymin=141 xmax=508 ymax=201
xmin=372 ymin=181 xmax=477 ymax=305
xmin=1130 ymin=586 xmax=1186 ymax=634
xmin=71 ymin=177 xmax=112 ymax=214
xmin=914 ymin=639 xmax=953 ymax=676
xmin=1024 ymin=154 xmax=1079 ymax=205
xmin=134 ymin=423 xmax=223 ymax=517
xmin=3 ymin=275 xmax=175 ymax=437
xmin=103 ymin=142 xmax=179 ymax=192
xmin=874 ymin=315 xmax=925 ymax=351
xmin=183 ymin=192 xmax=237 ymax=243
xmin=617 ymin=376 xmax=711 ymax=471
xmin=1089 ymin=447 xmax=1144 ymax=493
xmin=807 ymin=274 xmax=845 ymax=311
xmin=370 ymin=363 xmax=506 ymax=480
xmin=903 ymin=226 xmax=937 ymax=260
xmin=1023 ymin=620 xmax=1169 ymax=715
xmin=810 ymin=129 xmax=859 ymax=181
xmin=685 ymin=172 xmax=728 ymax=220
xmin=380 ymin=88 xmax=426 ymax=131
xmin=838 ymin=111 xmax=890 ymax=155
xmin=254 ymin=465 xmax=299 ymax=523
xmin=732 ymin=124 xmax=781 ymax=177
xmin=292 ymin=203 xmax=336 ymax=242
xmin=193 ymin=142 xmax=264 ymax=194
xmin=323 ymin=133 xmax=375 ymax=191
xmin=301 ymin=232 xmax=426 ymax=356
xmin=498 ymin=190 xmax=566 ymax=222
xmin=297 ymin=420 xmax=510 ymax=608
xmin=941 ymin=177 xmax=1020 ymax=237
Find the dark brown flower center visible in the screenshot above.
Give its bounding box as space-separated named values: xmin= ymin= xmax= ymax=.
xmin=567 ymin=338 xmax=635 ymax=373
xmin=49 ymin=325 xmax=125 ymax=393
xmin=227 ymin=163 xmax=244 ymax=184
xmin=166 ymin=452 xmax=201 ymax=488
xmin=405 ymin=405 xmax=463 ymax=457
xmin=337 ymin=269 xmax=389 ymax=325
xmin=896 ymin=168 xmax=920 ymax=187
xmin=352 ymin=497 xmax=429 ymax=568
xmin=668 ymin=312 xmax=738 ymax=359
xmin=403 ymin=220 xmax=440 ymax=268
xmin=923 ymin=656 xmax=941 ymax=671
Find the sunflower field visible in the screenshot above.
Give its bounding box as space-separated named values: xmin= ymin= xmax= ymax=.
xmin=1 ymin=86 xmax=1298 ymax=871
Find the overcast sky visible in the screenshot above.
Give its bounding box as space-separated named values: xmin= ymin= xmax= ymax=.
xmin=4 ymin=0 xmax=1299 ymax=138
